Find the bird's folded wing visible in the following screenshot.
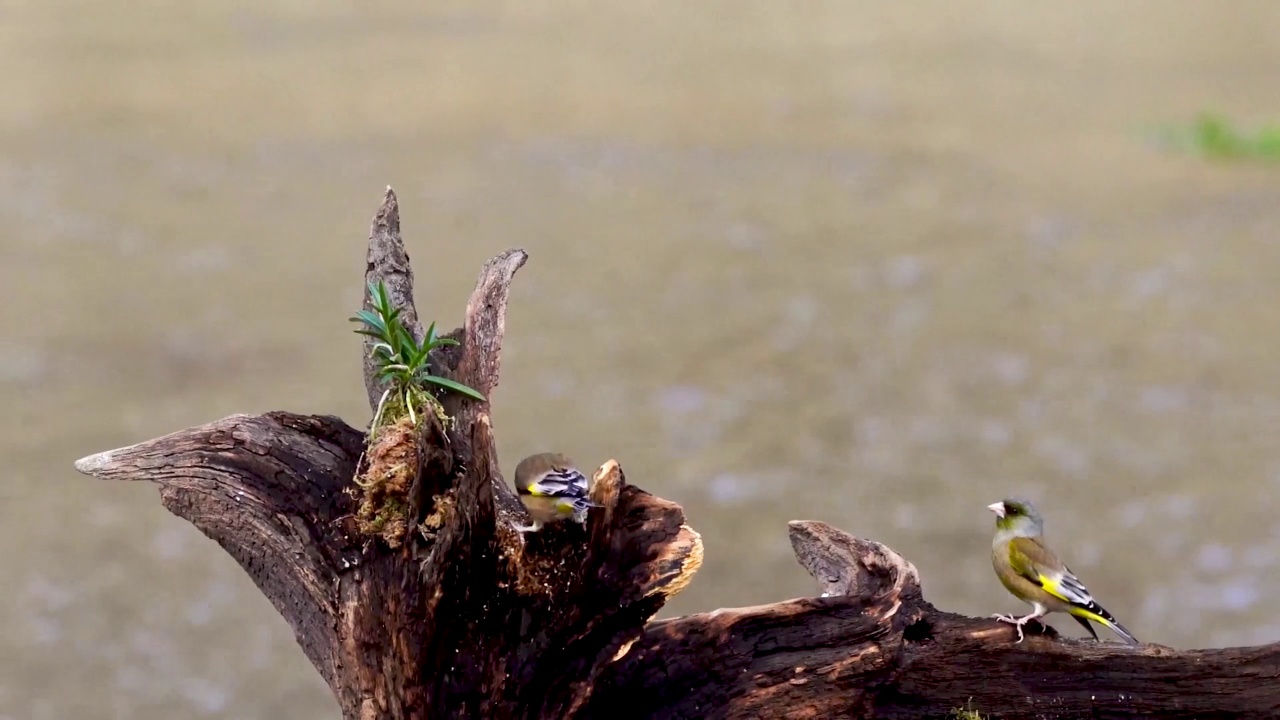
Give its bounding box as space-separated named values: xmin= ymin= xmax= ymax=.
xmin=1008 ymin=536 xmax=1095 ymax=607
xmin=530 ymin=467 xmax=590 ymax=498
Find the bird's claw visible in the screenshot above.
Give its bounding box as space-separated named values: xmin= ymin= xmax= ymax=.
xmin=991 ymin=613 xmax=1028 ymax=643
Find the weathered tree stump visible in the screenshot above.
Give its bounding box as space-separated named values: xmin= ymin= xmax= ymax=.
xmin=75 ymin=189 xmax=1280 ymax=719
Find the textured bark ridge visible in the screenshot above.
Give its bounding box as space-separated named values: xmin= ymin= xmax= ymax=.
xmin=75 ymin=189 xmax=1280 ymax=719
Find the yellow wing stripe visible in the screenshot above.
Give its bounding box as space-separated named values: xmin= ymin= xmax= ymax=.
xmin=1040 ymin=574 xmax=1115 ymax=627
xmin=1036 ymin=573 xmax=1073 ymax=604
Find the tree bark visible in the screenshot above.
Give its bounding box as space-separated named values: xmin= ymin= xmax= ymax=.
xmin=74 ymin=189 xmax=1280 ymax=720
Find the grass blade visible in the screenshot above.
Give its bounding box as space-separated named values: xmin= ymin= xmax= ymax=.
xmin=421 ymin=374 xmax=487 ymax=401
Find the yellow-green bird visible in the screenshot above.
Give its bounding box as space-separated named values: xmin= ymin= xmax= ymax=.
xmin=988 ymin=498 xmax=1139 ymax=645
xmin=513 ymin=452 xmax=598 ymax=533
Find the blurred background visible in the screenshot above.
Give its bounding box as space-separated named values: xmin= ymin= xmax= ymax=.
xmin=4 ymin=1 xmax=1280 ymax=718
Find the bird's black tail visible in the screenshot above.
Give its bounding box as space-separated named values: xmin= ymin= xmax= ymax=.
xmin=1071 ymin=614 xmax=1099 ymax=641
xmin=1069 ymin=601 xmax=1140 ymax=645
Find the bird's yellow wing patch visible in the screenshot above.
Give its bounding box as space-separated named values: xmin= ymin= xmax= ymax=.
xmin=1034 ymin=573 xmax=1074 ymax=604
xmin=1029 ymin=568 xmax=1090 ymax=602
xmin=1008 ymin=536 xmax=1095 ymax=607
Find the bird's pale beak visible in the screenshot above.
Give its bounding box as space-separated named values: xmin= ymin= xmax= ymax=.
xmin=987 ymin=502 xmax=1006 ymax=518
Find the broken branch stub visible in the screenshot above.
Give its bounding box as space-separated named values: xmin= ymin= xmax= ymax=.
xmin=361 ymin=186 xmax=421 ymax=413
xmin=440 ymin=248 xmax=529 ymax=521
xmin=787 ymin=519 xmax=921 ymax=602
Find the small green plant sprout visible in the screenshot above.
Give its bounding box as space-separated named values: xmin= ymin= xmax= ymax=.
xmin=351 ymin=280 xmax=486 ymax=429
xmin=948 ymin=699 xmax=987 ymax=720
xmin=347 ymin=280 xmax=486 ymax=547
xmin=1156 ymin=113 xmax=1280 ymax=161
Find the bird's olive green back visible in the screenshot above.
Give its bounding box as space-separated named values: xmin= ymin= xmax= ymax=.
xmin=513 ymin=452 xmax=576 ymax=489
xmin=1007 ymin=535 xmax=1066 ymax=581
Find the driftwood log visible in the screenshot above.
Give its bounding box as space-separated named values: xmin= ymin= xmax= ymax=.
xmin=75 ymin=189 xmax=1280 ymax=719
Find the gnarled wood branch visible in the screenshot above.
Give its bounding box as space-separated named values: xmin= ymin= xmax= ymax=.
xmin=75 ymin=190 xmax=1280 ymax=720
xmin=587 ymin=521 xmax=1280 ymax=719
xmin=75 ymin=412 xmax=363 ymax=692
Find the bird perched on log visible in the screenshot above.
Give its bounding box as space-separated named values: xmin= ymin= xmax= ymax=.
xmin=988 ymin=498 xmax=1139 ymax=645
xmin=513 ymin=452 xmax=598 ymax=533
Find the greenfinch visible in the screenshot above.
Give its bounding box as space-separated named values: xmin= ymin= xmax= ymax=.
xmin=989 ymin=498 xmax=1139 ymax=645
xmin=513 ymin=452 xmax=598 ymax=533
